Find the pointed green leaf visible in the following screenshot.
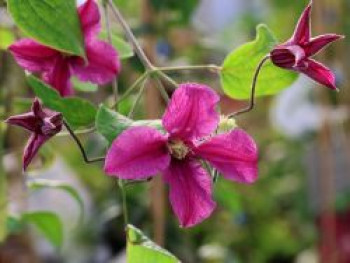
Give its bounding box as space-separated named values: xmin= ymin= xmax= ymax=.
xmin=95 ymin=104 xmax=162 ymax=144
xmin=7 ymin=0 xmax=85 ymax=57
xmin=99 ymin=32 xmax=134 ymax=59
xmin=127 ymin=224 xmax=179 ymax=263
xmin=220 ymin=24 xmax=297 ymax=100
xmin=22 ymin=211 xmax=63 ymax=248
xmin=0 ymin=27 xmax=15 ymax=50
xmin=27 ymin=75 xmax=97 ymax=129
xmin=27 ymin=179 xmax=84 ymax=223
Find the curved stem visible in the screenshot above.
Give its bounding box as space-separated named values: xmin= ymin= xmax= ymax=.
xmin=128 ymin=77 xmax=149 ymax=118
xmin=229 ymin=55 xmax=270 ymax=118
xmin=63 ymin=121 xmax=105 ymax=164
xmin=108 ymin=0 xmax=154 ymax=70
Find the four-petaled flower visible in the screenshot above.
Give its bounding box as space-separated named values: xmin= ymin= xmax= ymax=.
xmin=270 ymin=0 xmax=344 ymax=90
xmin=9 ymin=0 xmax=120 ymax=97
xmin=104 ymin=83 xmax=258 ymax=227
xmin=5 ymin=98 xmax=63 ymax=171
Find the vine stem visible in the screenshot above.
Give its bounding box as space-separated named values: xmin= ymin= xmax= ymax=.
xmin=63 ymin=120 xmax=105 ymax=164
xmin=108 ymin=0 xmax=154 ymax=70
xmin=229 ymin=55 xmax=270 ymax=118
xmin=157 ymin=64 xmax=222 ymax=73
xmin=118 ymin=179 xmax=129 ymax=226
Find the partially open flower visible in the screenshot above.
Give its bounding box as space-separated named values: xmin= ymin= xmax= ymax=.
xmin=5 ymin=98 xmax=63 ymax=170
xmin=104 ymin=83 xmax=258 ymax=227
xmin=9 ymin=0 xmax=120 ymax=96
xmin=270 ymin=0 xmax=344 ymax=90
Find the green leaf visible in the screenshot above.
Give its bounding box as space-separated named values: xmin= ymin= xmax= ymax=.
xmin=22 ymin=211 xmax=63 ymax=248
xmin=7 ymin=0 xmax=85 ymax=57
xmin=27 ymin=75 xmax=97 ymax=129
xmin=0 ymin=27 xmax=15 ymax=50
xmin=95 ymin=104 xmax=162 ymax=144
xmin=27 ymin=179 xmax=84 ymax=223
xmin=220 ymin=24 xmax=298 ymax=100
xmin=0 ymin=126 xmax=7 ymax=242
xmin=127 ymin=224 xmax=179 ymax=263
xmin=72 ymin=77 xmax=98 ymax=93
xmin=99 ymin=32 xmax=134 ymax=59
xmin=6 ymin=216 xmax=23 ymax=234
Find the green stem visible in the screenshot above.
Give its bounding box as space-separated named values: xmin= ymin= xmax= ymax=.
xmin=228 ymin=55 xmax=270 ymax=118
xmin=128 ymin=77 xmax=149 ymax=118
xmin=154 ymin=77 xmax=170 ymax=103
xmin=112 ymin=72 xmax=149 ymax=109
xmin=118 ymin=179 xmax=129 ymax=226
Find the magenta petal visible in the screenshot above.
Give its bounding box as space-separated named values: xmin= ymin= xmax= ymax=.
xmin=301 ymin=59 xmax=337 ymax=90
xmin=71 ymin=40 xmax=120 ymax=85
xmin=305 ymin=34 xmax=344 ymax=56
xmin=9 ymin=39 xmax=58 ymax=72
xmin=78 ymin=0 xmax=101 ymax=40
xmin=5 ymin=113 xmax=37 ymax=133
xmin=290 ymin=1 xmax=312 ymax=45
xmin=23 ymin=133 xmax=47 ymax=171
xmin=104 ymin=127 xmax=170 ymax=180
xmin=163 ymin=160 xmax=216 ymax=228
xmin=43 ymin=56 xmax=73 ymax=97
xmin=162 ymin=83 xmax=220 ymax=140
xmin=195 ymin=129 xmax=258 ymax=184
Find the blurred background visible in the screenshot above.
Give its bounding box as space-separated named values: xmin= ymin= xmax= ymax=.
xmin=0 ymin=0 xmax=349 ymax=262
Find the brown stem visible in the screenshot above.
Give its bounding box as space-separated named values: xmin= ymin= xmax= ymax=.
xmin=229 ymin=55 xmax=270 ymax=118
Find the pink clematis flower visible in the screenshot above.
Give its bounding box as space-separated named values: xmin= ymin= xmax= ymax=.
xmin=104 ymin=83 xmax=258 ymax=227
xmin=270 ymin=0 xmax=344 ymax=90
xmin=9 ymin=0 xmax=120 ymax=97
xmin=5 ymin=98 xmax=63 ymax=171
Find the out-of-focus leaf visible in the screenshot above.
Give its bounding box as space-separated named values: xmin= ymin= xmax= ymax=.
xmin=127 ymin=224 xmax=179 ymax=263
xmin=27 ymin=179 xmax=84 ymax=223
xmin=7 ymin=0 xmax=85 ymax=57
xmin=72 ymin=77 xmax=98 ymax=93
xmin=0 ymin=27 xmax=15 ymax=50
xmin=22 ymin=211 xmax=63 ymax=248
xmin=220 ymin=24 xmax=297 ymax=99
xmin=6 ymin=216 xmax=23 ymax=234
xmin=95 ymin=104 xmax=162 ymax=144
xmin=27 ymin=75 xmax=97 ymax=129
xmin=0 ymin=126 xmax=6 ymax=242
xmin=99 ymin=32 xmax=134 ymax=59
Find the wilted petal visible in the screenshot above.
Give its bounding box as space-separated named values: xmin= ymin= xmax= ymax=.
xmin=301 ymin=59 xmax=337 ymax=90
xmin=104 ymin=127 xmax=170 ymax=180
xmin=5 ymin=113 xmax=38 ymax=133
xmin=162 ymin=83 xmax=220 ymax=141
xmin=23 ymin=133 xmax=47 ymax=171
xmin=305 ymin=34 xmax=344 ymax=56
xmin=163 ymin=160 xmax=216 ymax=228
xmin=78 ymin=0 xmax=101 ymax=40
xmin=195 ymin=129 xmax=258 ymax=184
xmin=43 ymin=56 xmax=73 ymax=97
xmin=71 ymin=40 xmax=120 ymax=85
xmin=290 ymin=1 xmax=312 ymax=45
xmin=9 ymin=39 xmax=58 ymax=72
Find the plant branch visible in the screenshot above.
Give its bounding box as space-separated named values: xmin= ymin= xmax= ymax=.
xmin=229 ymin=55 xmax=270 ymax=118
xmin=63 ymin=120 xmax=105 ymax=164
xmin=128 ymin=77 xmax=149 ymax=118
xmin=108 ymin=0 xmax=154 ymax=70
xmin=118 ymin=179 xmax=129 ymax=226
xmin=157 ymin=64 xmax=222 ymax=73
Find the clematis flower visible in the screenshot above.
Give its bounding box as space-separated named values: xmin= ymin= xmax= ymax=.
xmin=270 ymin=0 xmax=344 ymax=90
xmin=104 ymin=83 xmax=258 ymax=227
xmin=9 ymin=0 xmax=120 ymax=97
xmin=5 ymin=98 xmax=63 ymax=171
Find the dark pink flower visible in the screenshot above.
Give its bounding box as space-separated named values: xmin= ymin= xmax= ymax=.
xmin=9 ymin=0 xmax=120 ymax=97
xmin=270 ymin=0 xmax=344 ymax=90
xmin=104 ymin=83 xmax=258 ymax=227
xmin=5 ymin=98 xmax=63 ymax=171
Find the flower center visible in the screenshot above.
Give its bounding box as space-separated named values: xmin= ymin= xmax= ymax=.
xmin=167 ymin=139 xmax=189 ymax=160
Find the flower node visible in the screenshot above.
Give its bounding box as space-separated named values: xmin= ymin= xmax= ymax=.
xmin=167 ymin=139 xmax=190 ymax=160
